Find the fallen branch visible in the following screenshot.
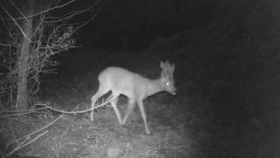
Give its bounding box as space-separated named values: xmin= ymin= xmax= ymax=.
xmin=0 ymin=107 xmax=48 ymax=118
xmin=5 ymin=130 xmax=48 ymax=157
xmin=0 ymin=94 xmax=114 ymax=118
xmin=6 ymin=114 xmax=64 ymax=149
xmin=4 ymin=103 xmax=82 ymax=157
xmin=34 ymin=94 xmax=114 ymax=114
xmin=2 ymin=95 xmax=114 ymax=156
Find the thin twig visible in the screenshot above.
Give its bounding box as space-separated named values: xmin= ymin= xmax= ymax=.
xmin=34 ymin=94 xmax=114 ymax=114
xmin=72 ymin=12 xmax=97 ymax=34
xmin=0 ymin=43 xmax=12 ymax=47
xmin=8 ymin=114 xmax=63 ymax=146
xmin=72 ymin=0 xmax=103 ymax=34
xmin=5 ymin=103 xmax=82 ymax=149
xmin=0 ymin=110 xmax=46 ymax=118
xmin=17 ymin=0 xmax=77 ymax=19
xmin=45 ymin=6 xmax=94 ymax=23
xmin=5 ymin=130 xmax=48 ymax=157
xmin=8 ymin=0 xmax=29 ymax=23
xmin=32 ymin=13 xmax=46 ymax=38
xmin=0 ymin=5 xmax=31 ymax=42
xmin=4 ymin=102 xmax=84 ymax=156
xmin=0 ymin=107 xmax=47 ymax=116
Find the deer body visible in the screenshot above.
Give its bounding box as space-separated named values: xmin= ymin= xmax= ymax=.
xmin=90 ymin=61 xmax=176 ymax=134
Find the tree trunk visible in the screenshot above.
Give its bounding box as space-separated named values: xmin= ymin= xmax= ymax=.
xmin=16 ymin=2 xmax=34 ymax=110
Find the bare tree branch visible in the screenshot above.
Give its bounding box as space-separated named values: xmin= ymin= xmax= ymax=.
xmin=17 ymin=0 xmax=78 ymax=19
xmin=0 ymin=0 xmax=100 ymax=107
xmin=45 ymin=6 xmax=94 ymax=23
xmin=9 ymin=0 xmax=29 ymax=23
xmin=6 ymin=130 xmax=48 ymax=157
xmin=32 ymin=14 xmax=46 ymax=38
xmin=73 ymin=0 xmax=104 ymax=33
xmin=0 ymin=5 xmax=32 ymax=41
xmin=0 ymin=43 xmax=12 ymax=47
xmin=34 ymin=94 xmax=114 ymax=114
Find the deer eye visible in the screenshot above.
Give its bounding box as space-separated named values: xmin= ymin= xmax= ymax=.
xmin=166 ymin=81 xmax=170 ymax=86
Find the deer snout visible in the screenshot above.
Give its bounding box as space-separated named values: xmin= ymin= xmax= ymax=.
xmin=170 ymin=87 xmax=176 ymax=95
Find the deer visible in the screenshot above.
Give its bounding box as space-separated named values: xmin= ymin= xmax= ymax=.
xmin=90 ymin=61 xmax=176 ymax=134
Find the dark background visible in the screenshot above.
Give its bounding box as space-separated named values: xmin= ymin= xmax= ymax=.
xmin=80 ymin=0 xmax=275 ymax=50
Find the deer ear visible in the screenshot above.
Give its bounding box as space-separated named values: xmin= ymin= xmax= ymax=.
xmin=160 ymin=61 xmax=164 ymax=69
xmin=171 ymin=63 xmax=175 ymax=72
xmin=166 ymin=60 xmax=170 ymax=65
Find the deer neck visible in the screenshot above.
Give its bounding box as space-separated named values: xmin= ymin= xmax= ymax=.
xmin=145 ymin=78 xmax=163 ymax=97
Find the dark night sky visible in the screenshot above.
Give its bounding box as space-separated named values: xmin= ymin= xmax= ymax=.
xmin=78 ymin=0 xmax=279 ymax=50
xmin=81 ymin=0 xmax=222 ymax=50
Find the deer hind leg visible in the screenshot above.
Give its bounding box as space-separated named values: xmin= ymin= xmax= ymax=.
xmin=137 ymin=100 xmax=151 ymax=134
xmin=90 ymin=84 xmax=107 ymax=121
xmin=121 ymin=99 xmax=136 ymax=125
xmin=110 ymin=94 xmax=123 ymax=124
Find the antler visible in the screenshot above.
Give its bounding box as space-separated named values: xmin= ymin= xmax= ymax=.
xmin=160 ymin=60 xmax=175 ymax=76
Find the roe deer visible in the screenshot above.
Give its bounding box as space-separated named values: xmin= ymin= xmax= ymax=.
xmin=90 ymin=61 xmax=176 ymax=134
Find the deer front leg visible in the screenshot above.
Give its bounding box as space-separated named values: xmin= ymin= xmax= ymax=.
xmin=110 ymin=96 xmax=123 ymax=124
xmin=121 ymin=99 xmax=136 ymax=125
xmin=137 ymin=100 xmax=151 ymax=134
